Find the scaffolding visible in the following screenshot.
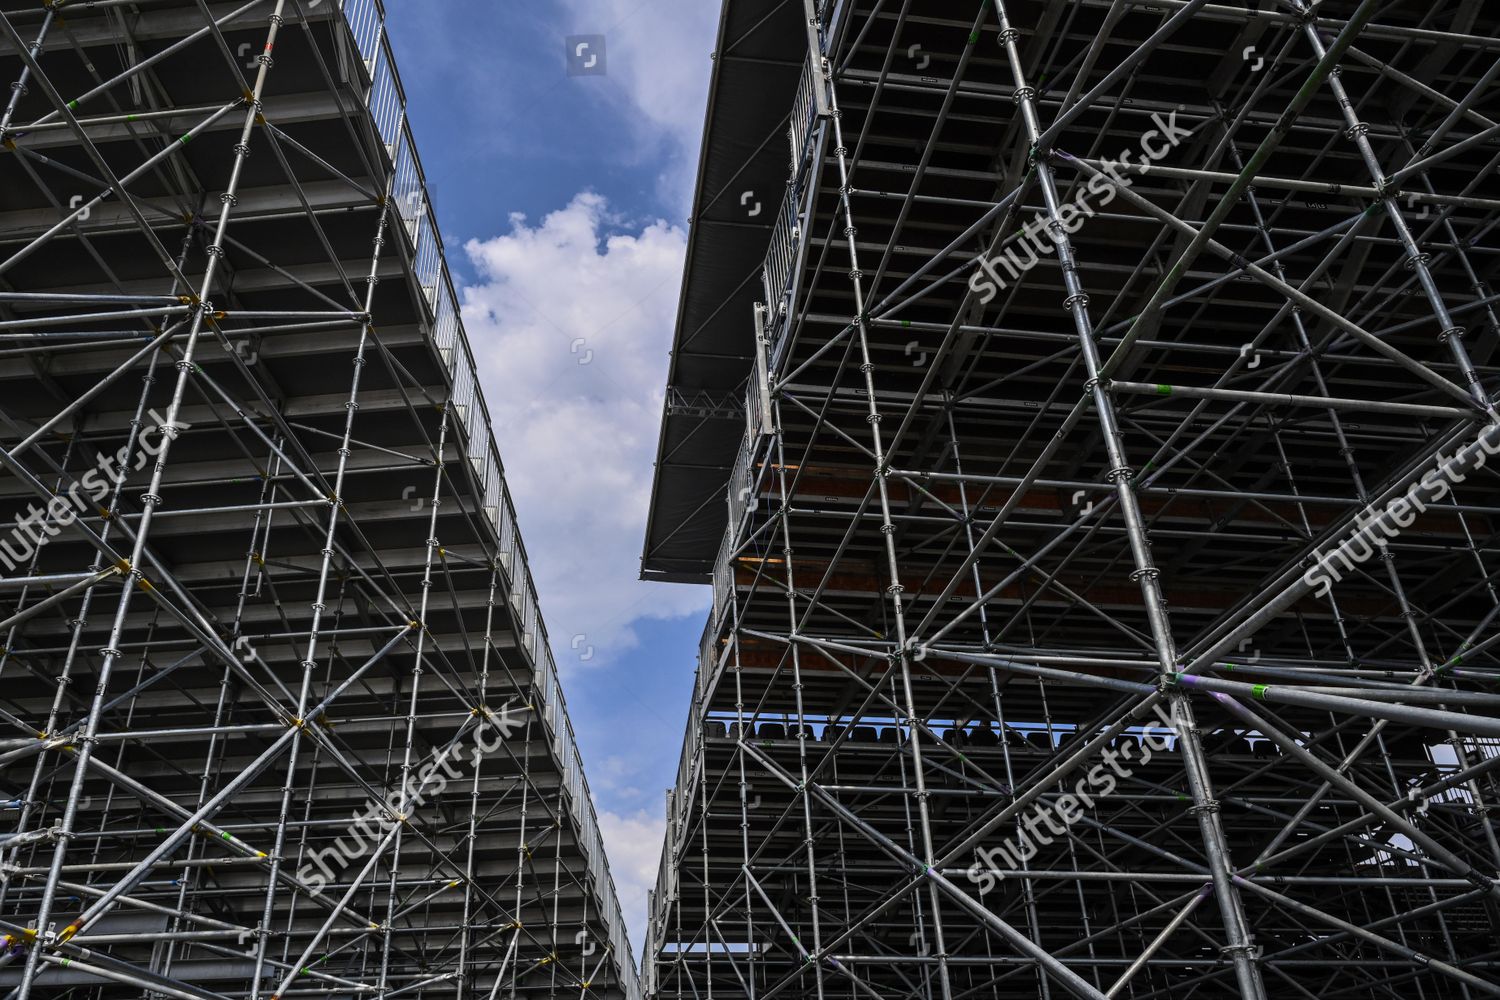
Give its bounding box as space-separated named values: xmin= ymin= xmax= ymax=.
xmin=641 ymin=1 xmax=1500 ymax=997
xmin=0 ymin=2 xmax=638 ymax=998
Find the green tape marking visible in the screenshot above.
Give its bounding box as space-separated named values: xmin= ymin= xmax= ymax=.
xmin=1252 ymin=684 xmax=1269 ymax=700
xmin=1156 ymin=383 xmax=1172 ymax=396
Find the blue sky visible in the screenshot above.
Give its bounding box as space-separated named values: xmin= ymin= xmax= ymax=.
xmin=383 ymin=0 xmax=719 ymax=953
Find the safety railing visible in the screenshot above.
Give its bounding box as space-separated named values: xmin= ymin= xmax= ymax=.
xmin=499 ymin=498 xmax=518 ymax=574
xmin=331 ymin=2 xmax=640 ymax=996
xmin=760 ymin=185 xmax=800 ymax=330
xmin=449 ymin=348 xmax=475 ymax=431
xmin=365 ymin=40 xmax=401 ymax=154
xmin=696 ymin=607 xmax=726 ymax=712
xmin=413 ymin=215 xmax=440 ymax=308
xmin=788 ymin=56 xmax=820 ymax=180
xmin=710 ymin=529 xmax=734 ymax=633
xmin=431 ymin=278 xmax=459 ymax=360
xmin=787 ymin=27 xmax=832 ymax=176
xmin=391 ymin=135 xmax=421 ymax=233
xmin=649 ymin=688 xmax=704 ymax=960
xmin=759 ymin=37 xmax=831 ymax=370
xmin=699 ymin=606 xmax=721 ymax=682
xmin=482 ymin=451 xmax=502 ymax=532
xmin=536 ymin=636 xmax=636 ymax=985
xmin=339 ymin=0 xmax=381 ymax=66
xmin=744 ymin=365 xmax=765 ymax=444
xmin=725 ymin=433 xmax=755 ymax=538
xmin=512 ymin=567 xmax=532 ymax=632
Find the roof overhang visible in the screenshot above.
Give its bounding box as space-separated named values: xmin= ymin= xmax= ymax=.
xmin=640 ymin=0 xmax=806 ymax=583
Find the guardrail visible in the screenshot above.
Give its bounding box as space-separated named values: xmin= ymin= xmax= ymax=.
xmin=787 ymin=53 xmax=822 ymax=181
xmin=725 ymin=439 xmax=755 ymax=546
xmin=709 ymin=525 xmax=735 ymax=634
xmin=334 ymin=2 xmax=641 ymax=994
xmin=698 ymin=610 xmax=722 ymax=701
xmin=760 ymin=190 xmax=800 ymax=329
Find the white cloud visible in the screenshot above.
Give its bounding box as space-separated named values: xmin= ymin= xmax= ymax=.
xmin=461 ymin=192 xmax=708 ymax=665
xmin=591 ymin=752 xmax=648 ymax=803
xmin=446 ymin=2 xmax=723 ymax=961
xmin=557 ymin=0 xmax=718 ymax=210
xmin=597 ymin=807 xmax=667 ymax=956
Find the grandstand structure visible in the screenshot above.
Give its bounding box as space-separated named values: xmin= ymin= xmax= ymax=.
xmin=0 ymin=2 xmax=638 ymax=998
xmin=641 ymin=0 xmax=1500 ymax=998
